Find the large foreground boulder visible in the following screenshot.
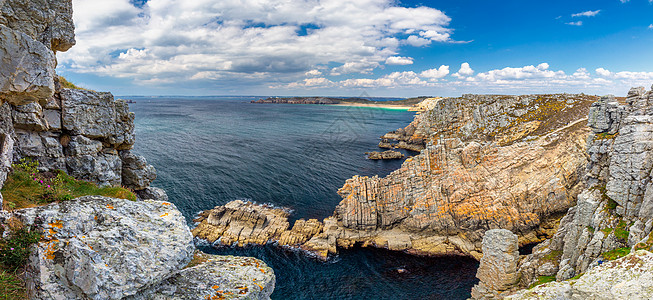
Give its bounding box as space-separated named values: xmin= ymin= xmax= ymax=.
xmin=3 ymin=196 xmax=276 ymax=299
xmin=13 ymin=196 xmax=195 ymax=299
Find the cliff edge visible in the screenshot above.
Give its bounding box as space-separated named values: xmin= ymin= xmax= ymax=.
xmin=0 ymin=0 xmax=275 ymax=299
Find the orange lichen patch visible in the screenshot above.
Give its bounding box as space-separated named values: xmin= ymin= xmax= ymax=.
xmin=160 ymin=213 xmax=169 ymax=217
xmin=106 ymin=204 xmax=114 ymax=209
xmin=49 ymin=220 xmax=64 ymax=229
xmin=94 ymin=215 xmax=98 ymax=220
xmin=212 ymin=285 xmax=219 ymax=290
xmin=259 ymin=268 xmax=266 ymax=273
xmin=161 ymin=202 xmax=171 ymax=206
xmin=89 ymin=245 xmax=93 ymax=250
xmin=42 ymin=240 xmax=58 ymax=260
xmin=48 ymin=228 xmax=57 ymax=235
xmin=253 ymin=282 xmax=264 ymax=290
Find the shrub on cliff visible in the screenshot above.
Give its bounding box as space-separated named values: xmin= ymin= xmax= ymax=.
xmin=0 ymin=218 xmax=41 ymax=300
xmin=1 ymin=159 xmax=136 ymax=210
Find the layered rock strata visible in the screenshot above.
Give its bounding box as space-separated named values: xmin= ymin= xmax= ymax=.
xmin=194 ymin=94 xmax=596 ymax=261
xmin=365 ymin=150 xmax=404 ymax=160
xmin=470 ymin=229 xmax=520 ymax=299
xmin=512 ymin=86 xmax=653 ymax=289
xmin=303 ymin=94 xmax=595 ymax=260
xmin=193 ymin=200 xmax=323 ymax=248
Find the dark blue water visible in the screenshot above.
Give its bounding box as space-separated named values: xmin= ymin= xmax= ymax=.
xmin=129 ymin=97 xmax=479 ymax=299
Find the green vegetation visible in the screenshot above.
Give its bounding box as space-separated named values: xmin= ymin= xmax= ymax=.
xmin=601 ymin=247 xmax=631 ymax=261
xmin=0 ymin=271 xmax=26 ymax=300
xmin=184 ymin=251 xmax=210 ymax=269
xmin=57 ymin=75 xmax=90 ymax=91
xmin=529 ymin=275 xmax=556 ymax=289
xmin=1 ymin=159 xmax=136 ymax=211
xmin=0 ymin=219 xmax=41 ymax=300
xmin=569 ymin=273 xmax=584 ymax=280
xmin=541 ymin=250 xmax=563 ymax=263
xmin=614 ymin=220 xmax=630 ymax=241
xmin=594 ymin=132 xmax=619 ymax=140
xmin=586 ymin=226 xmax=595 ymax=233
xmin=601 ymin=227 xmax=614 ymax=235
xmin=634 ymin=232 xmax=653 ymax=251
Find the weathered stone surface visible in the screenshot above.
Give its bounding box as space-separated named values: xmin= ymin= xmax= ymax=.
xmin=193 ymin=200 xmax=291 ymax=246
xmin=136 ymin=187 xmax=169 ymax=202
xmin=0 ymin=0 xmax=75 ymax=51
xmin=365 ymin=150 xmax=404 ymax=160
xmin=12 ymin=102 xmax=48 ymax=131
xmin=65 ymin=135 xmax=102 ymax=156
xmin=61 ymin=89 xmax=135 ymax=149
xmin=66 ymin=151 xmax=122 ymax=186
xmin=11 ymin=196 xmax=195 ymax=300
xmin=508 ymin=251 xmax=653 ymax=300
xmin=0 ymin=24 xmax=55 ymax=106
xmin=43 ymin=109 xmax=60 ymax=131
xmin=513 ymin=85 xmax=653 ymax=292
xmin=120 ymin=150 xmax=156 ymax=190
xmin=471 ymin=229 xmax=520 ymax=299
xmin=130 ymin=252 xmax=275 ymax=300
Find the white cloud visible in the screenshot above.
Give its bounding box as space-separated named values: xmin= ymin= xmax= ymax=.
xmin=595 ymin=68 xmax=653 ymax=82
xmin=566 ymin=21 xmax=583 ymax=26
xmin=59 ymin=0 xmax=457 ymax=87
xmin=572 ymin=10 xmax=601 ymax=17
xmin=341 ymin=71 xmax=427 ymax=88
xmin=385 ymin=56 xmax=414 ymax=65
xmin=649 ymin=24 xmax=653 ymax=29
xmin=305 ymin=69 xmax=322 ymax=76
xmin=406 ymin=35 xmax=432 ymax=47
xmin=453 ymin=62 xmax=474 ymax=78
xmin=420 ymin=65 xmax=450 ymax=79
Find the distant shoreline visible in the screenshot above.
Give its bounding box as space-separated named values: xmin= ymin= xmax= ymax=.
xmin=251 ymin=96 xmax=428 ymax=110
xmin=332 ymin=103 xmax=413 ymax=110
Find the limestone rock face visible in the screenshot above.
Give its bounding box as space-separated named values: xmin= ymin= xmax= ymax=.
xmin=508 ymin=250 xmax=653 ymax=300
xmin=317 ymin=94 xmax=595 ymax=258
xmin=13 ymin=196 xmax=195 ymax=300
xmin=129 ymin=253 xmax=275 ymax=300
xmin=4 ymin=83 xmax=156 ymax=189
xmin=120 ymin=150 xmax=156 ymax=190
xmin=136 ymin=186 xmax=169 ymax=202
xmin=0 ymin=0 xmax=75 ymax=51
xmin=61 ymin=89 xmax=135 ymax=149
xmin=365 ymin=150 xmax=405 ymax=160
xmin=514 ymin=86 xmax=653 ymax=290
xmin=0 ymin=24 xmax=56 ymax=106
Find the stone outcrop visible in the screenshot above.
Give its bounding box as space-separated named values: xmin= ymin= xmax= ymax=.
xmin=512 ymin=86 xmax=653 ymax=290
xmin=1 ymin=1 xmax=278 ymax=299
xmin=508 ymin=250 xmax=653 ymax=300
xmin=0 ymin=196 xmax=275 ymax=300
xmin=193 ymin=94 xmax=596 ymax=262
xmin=365 ymin=150 xmax=404 ymax=160
xmin=471 ymin=229 xmax=520 ymax=299
xmin=129 ymin=253 xmax=275 ymax=300
xmin=193 ymin=200 xmax=323 ymax=249
xmin=304 ymin=94 xmax=595 ymax=260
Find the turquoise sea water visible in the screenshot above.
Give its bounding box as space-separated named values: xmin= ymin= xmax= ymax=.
xmin=129 ymin=97 xmax=478 ymax=299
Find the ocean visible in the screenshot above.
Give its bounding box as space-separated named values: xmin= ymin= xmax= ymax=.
xmin=129 ymin=97 xmax=479 ymax=300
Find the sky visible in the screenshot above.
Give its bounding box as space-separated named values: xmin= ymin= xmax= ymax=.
xmin=56 ymin=0 xmax=653 ymax=97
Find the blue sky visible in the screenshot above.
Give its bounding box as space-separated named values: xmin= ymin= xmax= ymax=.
xmin=57 ymin=0 xmax=653 ymax=97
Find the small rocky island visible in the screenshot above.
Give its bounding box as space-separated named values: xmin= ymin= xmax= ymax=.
xmin=365 ymin=150 xmax=404 ymax=160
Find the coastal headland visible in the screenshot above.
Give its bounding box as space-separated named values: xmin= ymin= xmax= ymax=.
xmin=251 ymin=96 xmax=428 ymax=110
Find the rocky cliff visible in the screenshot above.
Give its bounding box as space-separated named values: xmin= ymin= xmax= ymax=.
xmin=505 ymin=85 xmax=653 ymax=292
xmin=0 ymin=0 xmax=275 ymax=299
xmin=304 ymin=93 xmax=596 ymax=259
xmin=193 ymin=93 xmax=597 ymax=261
